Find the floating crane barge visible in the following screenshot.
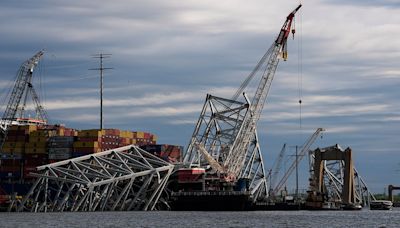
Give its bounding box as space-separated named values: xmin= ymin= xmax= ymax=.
xmin=169 ymin=4 xmax=302 ymax=210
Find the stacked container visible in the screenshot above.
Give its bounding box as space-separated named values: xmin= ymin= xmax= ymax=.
xmin=0 ymin=125 xmax=35 ymax=180
xmin=1 ymin=125 xmax=158 ymax=182
xmin=48 ymin=136 xmax=75 ymax=161
xmin=101 ymin=129 xmax=121 ymax=151
xmin=23 ymin=153 xmax=47 ymax=180
xmin=134 ymin=131 xmax=157 ymax=146
xmin=73 ymin=129 xmax=104 ymax=157
xmin=140 ymin=144 xmax=183 ymax=163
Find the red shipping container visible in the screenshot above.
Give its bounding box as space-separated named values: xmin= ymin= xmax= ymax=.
xmin=25 ymin=153 xmax=47 ymax=160
xmin=5 ymin=136 xmax=17 ymax=141
xmin=23 ymin=165 xmax=37 ymax=179
xmin=24 ymin=154 xmax=48 ymax=166
xmin=178 ymin=168 xmax=205 ymax=182
xmin=7 ymin=130 xmax=26 ymax=137
xmin=0 ymin=166 xmax=21 ymax=173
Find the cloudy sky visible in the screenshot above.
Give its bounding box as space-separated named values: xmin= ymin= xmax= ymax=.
xmin=0 ymin=0 xmax=399 ymax=193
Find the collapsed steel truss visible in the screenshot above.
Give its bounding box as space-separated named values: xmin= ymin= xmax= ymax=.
xmin=309 ymin=145 xmax=375 ymax=207
xmin=184 ymin=94 xmax=268 ymax=200
xmin=17 ymin=145 xmax=174 ymax=212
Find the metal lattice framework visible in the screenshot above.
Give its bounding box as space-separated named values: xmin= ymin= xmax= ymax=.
xmin=184 ymin=94 xmax=249 ymax=166
xmin=183 ymin=94 xmax=268 ymax=200
xmin=1 ymin=50 xmax=47 ymax=128
xmin=183 ymin=5 xmax=302 ymax=200
xmin=309 ymin=145 xmax=375 ymax=207
xmin=16 ymin=145 xmax=174 ymax=212
xmin=0 ymin=50 xmax=47 ymax=148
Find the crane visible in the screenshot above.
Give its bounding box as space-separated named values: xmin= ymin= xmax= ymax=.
xmin=268 ymin=143 xmax=287 ymax=194
xmin=0 ymin=50 xmax=48 ymax=149
xmin=223 ymin=4 xmax=302 ymax=177
xmin=272 ymin=128 xmax=325 ymax=196
xmin=184 ymin=4 xmax=302 ymax=199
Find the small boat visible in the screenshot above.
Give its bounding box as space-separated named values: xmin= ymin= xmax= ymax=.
xmin=370 ymin=200 xmax=393 ymax=210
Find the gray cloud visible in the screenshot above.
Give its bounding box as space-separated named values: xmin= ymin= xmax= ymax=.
xmin=0 ymin=0 xmax=399 ymax=192
xmin=323 ymin=0 xmax=400 ymax=8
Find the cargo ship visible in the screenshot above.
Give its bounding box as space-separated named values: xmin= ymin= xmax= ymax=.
xmin=0 ymin=122 xmax=184 ymax=209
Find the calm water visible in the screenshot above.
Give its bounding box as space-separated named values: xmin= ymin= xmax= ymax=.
xmin=1 ymin=209 xmax=400 ymax=227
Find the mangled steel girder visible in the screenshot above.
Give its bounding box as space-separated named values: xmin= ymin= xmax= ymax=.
xmin=17 ymin=145 xmax=174 ymax=212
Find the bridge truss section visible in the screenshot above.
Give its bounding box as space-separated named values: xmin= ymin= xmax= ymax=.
xmin=17 ymin=145 xmax=174 ymax=212
xmin=184 ymin=94 xmax=268 ymax=200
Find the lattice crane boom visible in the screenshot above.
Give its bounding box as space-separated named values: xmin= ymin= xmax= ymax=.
xmin=273 ymin=128 xmax=325 ymax=195
xmin=224 ymin=4 xmax=302 ymax=177
xmin=0 ymin=50 xmax=46 ymax=147
xmin=269 ymin=143 xmax=287 ymax=191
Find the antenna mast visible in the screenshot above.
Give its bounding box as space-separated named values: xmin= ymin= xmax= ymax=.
xmin=90 ymin=53 xmax=113 ymax=130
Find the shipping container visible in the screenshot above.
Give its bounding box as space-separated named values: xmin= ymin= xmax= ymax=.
xmin=8 ymin=125 xmax=37 ymax=132
xmin=140 ymin=144 xmax=183 ymax=163
xmin=0 ymin=171 xmax=21 ymax=179
xmin=49 ymin=136 xmax=75 ymax=143
xmin=177 ymin=168 xmax=205 ymax=182
xmin=135 ymin=131 xmax=145 ymax=139
xmin=48 ymin=141 xmax=74 ymax=148
xmin=1 ymin=147 xmax=24 ymax=154
xmin=73 ymin=147 xmax=100 ymax=154
xmin=48 ymin=152 xmax=71 ymax=160
xmin=78 ymin=129 xmax=105 ymax=138
xmin=0 ymin=153 xmax=23 ymax=160
xmin=28 ymin=136 xmax=48 ymax=143
xmin=77 ymin=137 xmax=102 ymax=142
xmin=2 ymin=142 xmax=25 ymax=148
xmin=6 ymin=130 xmax=27 ymax=137
xmin=25 ymin=154 xmax=47 ymax=162
xmin=25 ymin=148 xmax=47 ymax=154
xmin=23 ymin=166 xmax=37 ymax=178
xmin=73 ymin=141 xmax=99 ymax=148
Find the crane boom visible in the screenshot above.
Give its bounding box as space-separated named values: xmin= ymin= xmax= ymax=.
xmin=270 ymin=143 xmax=287 ymax=191
xmin=224 ymin=4 xmax=302 ymax=176
xmin=273 ymin=128 xmax=325 ymax=195
xmin=183 ymin=5 xmax=302 ymax=200
xmin=0 ymin=50 xmax=46 ymax=148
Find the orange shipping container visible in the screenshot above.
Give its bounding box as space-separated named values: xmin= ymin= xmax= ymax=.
xmin=135 ymin=132 xmax=144 ymax=139
xmin=78 ymin=129 xmax=105 ymax=138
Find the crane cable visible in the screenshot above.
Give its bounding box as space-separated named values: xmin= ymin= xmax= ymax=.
xmin=296 ymin=6 xmax=303 ymax=133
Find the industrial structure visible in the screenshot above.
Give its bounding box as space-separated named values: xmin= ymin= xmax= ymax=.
xmin=16 ymin=146 xmax=173 ymax=212
xmin=306 ymin=145 xmax=375 ymax=209
xmin=0 ymin=50 xmax=47 ymax=149
xmin=270 ymin=128 xmax=325 ymax=198
xmin=180 ymin=4 xmax=302 ymax=206
xmin=1 ymin=4 xmax=380 ymax=212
